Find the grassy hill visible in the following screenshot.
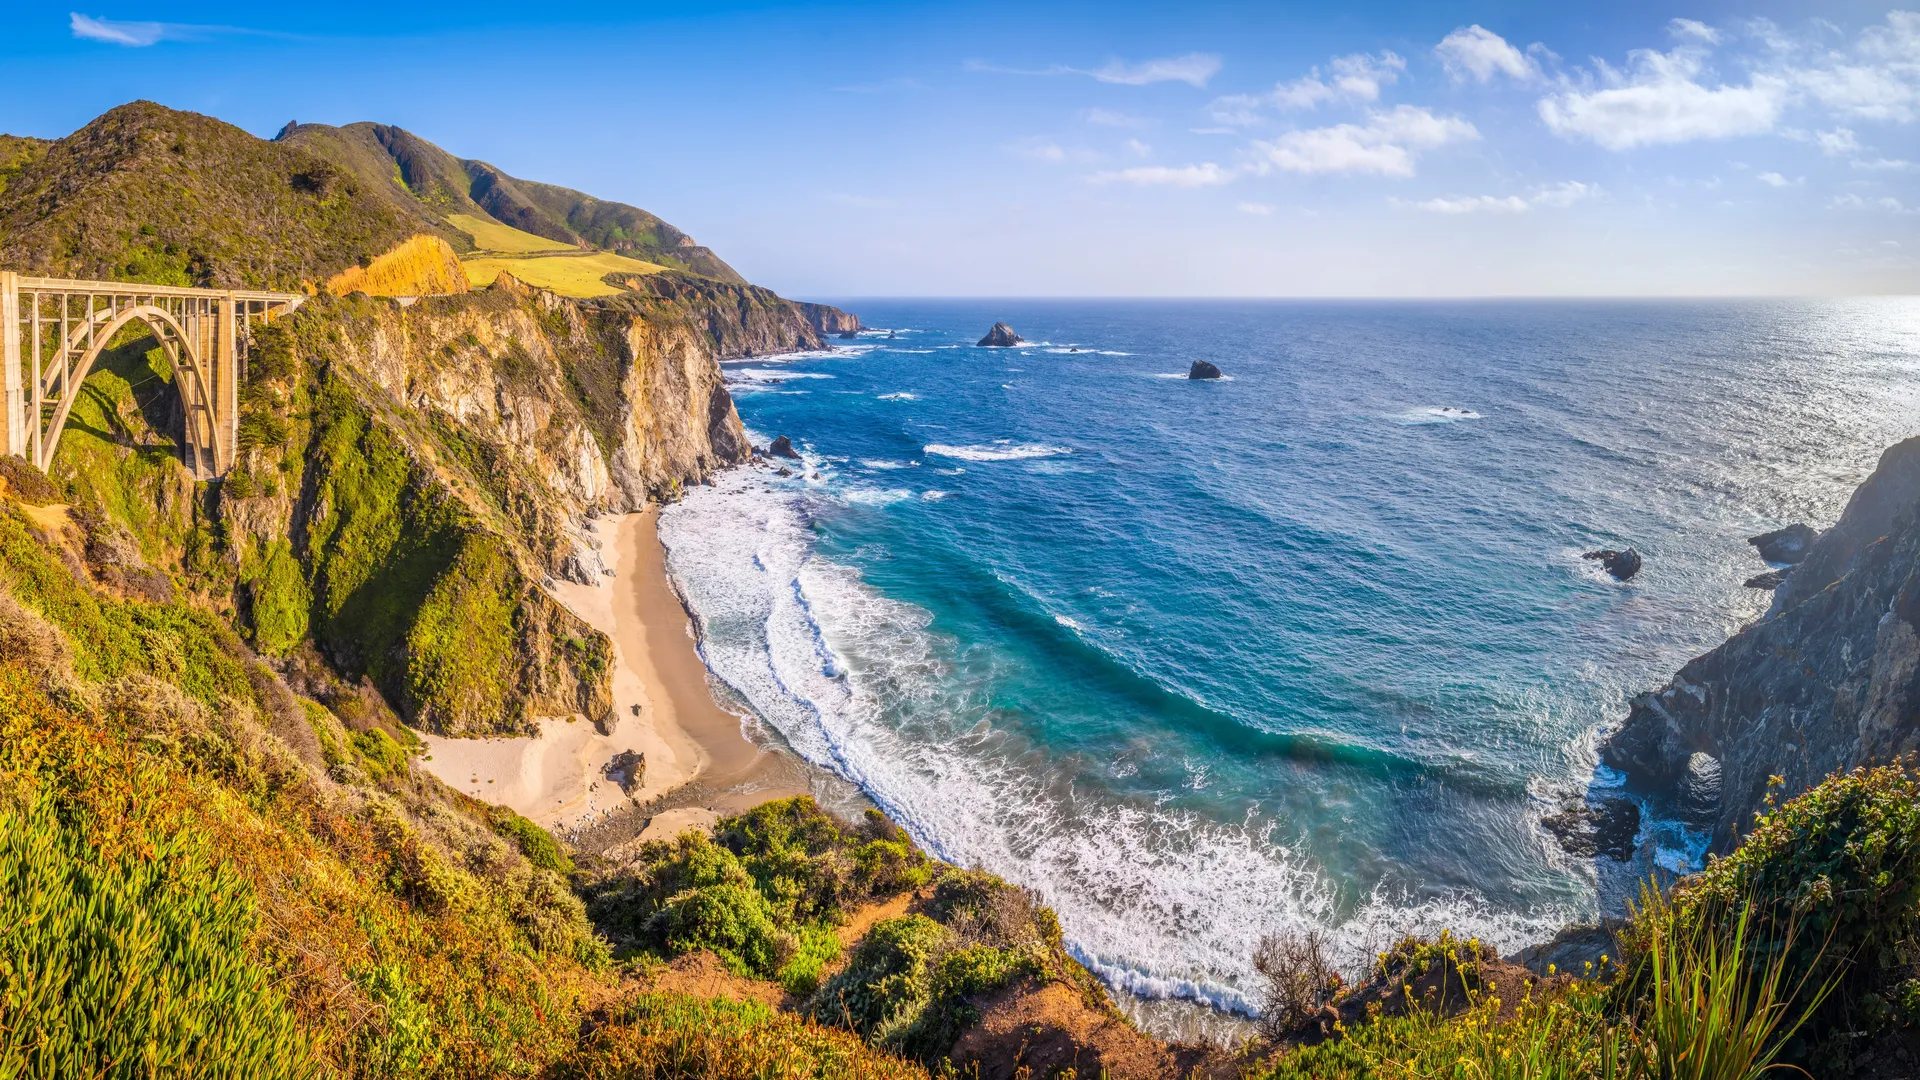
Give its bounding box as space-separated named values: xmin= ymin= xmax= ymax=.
xmin=0 ymin=104 xmax=748 ymax=295
xmin=278 ymin=121 xmax=746 ymax=284
xmin=0 ymin=102 xmax=417 ymax=289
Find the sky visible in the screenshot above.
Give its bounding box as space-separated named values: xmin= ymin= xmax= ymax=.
xmin=3 ymin=1 xmax=1917 ymax=296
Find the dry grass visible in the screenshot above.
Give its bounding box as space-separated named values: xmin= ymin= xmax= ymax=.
xmin=445 ymin=213 xmax=576 ymax=254
xmin=462 ymin=251 xmax=669 ymax=298
xmin=325 ymin=234 xmax=470 ymax=297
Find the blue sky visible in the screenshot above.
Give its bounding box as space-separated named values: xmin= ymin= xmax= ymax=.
xmin=4 ymin=1 xmax=1917 ymax=296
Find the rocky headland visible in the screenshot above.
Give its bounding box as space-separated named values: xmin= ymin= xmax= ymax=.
xmin=1601 ymin=435 xmax=1920 ymax=846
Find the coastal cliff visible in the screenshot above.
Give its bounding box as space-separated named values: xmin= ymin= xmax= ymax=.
xmin=0 ymin=101 xmax=856 ymax=741
xmin=1602 ymin=435 xmax=1920 ymax=845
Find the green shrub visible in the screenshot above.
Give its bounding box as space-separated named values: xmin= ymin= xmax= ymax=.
xmin=808 ymin=915 xmax=950 ymax=1041
xmin=650 ymin=883 xmax=784 ymax=977
xmin=1643 ymin=764 xmax=1920 ymax=1058
xmin=350 ymin=726 xmax=409 ymax=781
xmin=0 ymin=793 xmax=319 ymax=1079
xmin=778 ymin=924 xmax=844 ymax=997
xmin=1253 ymin=982 xmax=1618 ymax=1080
xmin=490 ymin=806 xmax=572 ymax=874
xmin=245 ymin=540 xmax=310 ymax=655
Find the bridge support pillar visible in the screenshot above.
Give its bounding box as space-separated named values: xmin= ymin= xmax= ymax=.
xmin=217 ymin=293 xmax=237 ymax=475
xmin=0 ymin=271 xmax=20 ymax=461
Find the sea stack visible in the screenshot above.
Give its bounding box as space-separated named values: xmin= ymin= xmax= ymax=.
xmin=1582 ymin=547 xmax=1643 ymax=581
xmin=978 ymin=322 xmax=1024 ymax=347
xmin=1189 ymin=360 xmax=1223 ymax=380
xmin=769 ymin=435 xmax=801 ymax=460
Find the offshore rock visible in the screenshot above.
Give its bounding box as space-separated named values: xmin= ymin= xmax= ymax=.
xmin=1540 ymin=797 xmax=1641 ymax=861
xmin=1745 ymin=569 xmax=1790 ymax=590
xmin=838 ymin=329 xmax=860 ymax=339
xmin=978 ymin=322 xmax=1024 ymax=347
xmin=1582 ymin=547 xmax=1643 ymax=581
xmin=1189 ymin=360 xmax=1223 ymax=380
xmin=769 ymin=435 xmax=801 ymax=460
xmin=1600 ymin=435 xmax=1920 ymax=847
xmin=1749 ymin=523 xmax=1820 ymax=565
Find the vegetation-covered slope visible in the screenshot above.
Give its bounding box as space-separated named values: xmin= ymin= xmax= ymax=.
xmin=278 ymin=121 xmax=747 ymax=282
xmin=0 ymin=102 xmax=416 ymax=289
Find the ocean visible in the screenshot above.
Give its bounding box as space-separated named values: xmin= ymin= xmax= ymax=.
xmin=656 ymin=298 xmax=1920 ymax=1026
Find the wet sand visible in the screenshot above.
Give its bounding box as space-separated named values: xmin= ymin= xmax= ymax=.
xmin=417 ymin=507 xmax=809 ymax=833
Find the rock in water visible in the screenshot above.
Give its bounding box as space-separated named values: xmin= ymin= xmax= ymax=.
xmin=837 ymin=329 xmax=859 ymax=339
xmin=1745 ymin=569 xmax=1790 ymax=589
xmin=1189 ymin=360 xmax=1223 ymax=380
xmin=977 ymin=322 xmax=1024 ymax=347
xmin=1582 ymin=547 xmax=1643 ymax=581
xmin=769 ymin=435 xmax=801 ymax=460
xmin=1749 ymin=523 xmax=1820 ymax=565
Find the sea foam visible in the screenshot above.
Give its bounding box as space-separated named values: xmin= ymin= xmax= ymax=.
xmin=924 ymin=442 xmax=1071 ymax=462
xmin=659 ymin=468 xmax=1578 ymax=1019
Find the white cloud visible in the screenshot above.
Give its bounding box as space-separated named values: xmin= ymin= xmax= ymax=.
xmin=1091 ymin=53 xmax=1222 ymax=88
xmin=1532 ymin=180 xmax=1599 ymax=207
xmin=1537 ymin=46 xmax=1786 ymax=149
xmin=1256 ymin=105 xmax=1478 ymax=177
xmin=1190 ymin=127 xmax=1239 ymax=136
xmin=1668 ymin=19 xmax=1721 ymax=45
xmin=1756 ymin=171 xmax=1802 ymax=187
xmin=1271 ymin=52 xmax=1405 ymax=109
xmin=967 ymin=53 xmax=1222 ymax=89
xmin=71 ymin=12 xmax=169 ymax=45
xmin=1772 ymin=12 xmax=1920 ymax=121
xmin=1236 ymin=202 xmax=1274 ymax=215
xmin=1435 ymin=26 xmax=1540 ymax=83
xmin=1396 ymin=194 xmax=1531 ymax=214
xmin=1205 ymin=94 xmax=1265 ymax=127
xmin=1829 ymin=193 xmax=1916 ymax=212
xmin=1083 ymin=108 xmax=1148 ymax=127
xmin=1855 ymin=157 xmax=1918 ymax=170
xmin=1392 ymin=180 xmax=1596 ymax=213
xmin=1007 ymin=139 xmax=1068 ymax=163
xmin=1125 ymin=138 xmax=1152 ymax=156
xmin=1816 ymin=127 xmax=1861 ymax=155
xmin=1088 ymin=162 xmax=1237 ymax=187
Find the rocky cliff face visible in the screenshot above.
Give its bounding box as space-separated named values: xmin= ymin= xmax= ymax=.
xmin=209 ymin=277 xmax=770 ymax=737
xmin=1601 ymin=436 xmax=1920 ymax=846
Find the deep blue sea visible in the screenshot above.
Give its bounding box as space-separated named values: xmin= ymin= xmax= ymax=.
xmin=657 ymin=298 xmax=1920 ymax=1022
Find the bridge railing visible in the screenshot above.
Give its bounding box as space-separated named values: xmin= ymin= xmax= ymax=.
xmin=0 ymin=272 xmax=304 ymax=478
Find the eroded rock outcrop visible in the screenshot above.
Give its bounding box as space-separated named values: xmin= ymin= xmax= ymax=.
xmin=1600 ymin=436 xmax=1920 ymax=846
xmin=978 ymin=322 xmax=1024 ymax=347
xmin=1582 ymin=547 xmax=1642 ymax=581
xmin=1189 ymin=360 xmax=1223 ymax=380
xmin=1750 ymin=522 xmax=1820 ymax=565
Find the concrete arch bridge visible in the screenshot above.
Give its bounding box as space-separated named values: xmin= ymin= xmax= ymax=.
xmin=0 ymin=272 xmax=304 ymax=479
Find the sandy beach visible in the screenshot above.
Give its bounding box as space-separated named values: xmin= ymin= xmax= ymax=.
xmin=417 ymin=507 xmax=808 ymax=833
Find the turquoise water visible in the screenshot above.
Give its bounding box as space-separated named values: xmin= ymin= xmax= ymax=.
xmin=657 ymin=298 xmax=1920 ymax=1015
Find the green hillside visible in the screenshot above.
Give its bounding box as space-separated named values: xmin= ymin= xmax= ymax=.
xmin=278 ymin=121 xmax=747 ymax=283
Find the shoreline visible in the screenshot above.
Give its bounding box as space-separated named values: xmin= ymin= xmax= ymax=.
xmin=417 ymin=506 xmax=812 ymax=836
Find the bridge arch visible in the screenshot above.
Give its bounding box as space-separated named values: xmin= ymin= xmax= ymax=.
xmin=0 ymin=274 xmax=304 ymax=480
xmin=40 ymin=303 xmax=224 ymax=477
